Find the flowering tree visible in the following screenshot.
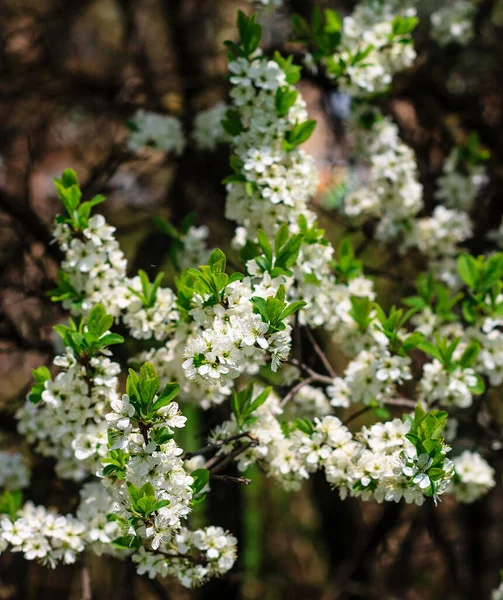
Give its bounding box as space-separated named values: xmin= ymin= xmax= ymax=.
xmin=0 ymin=0 xmax=502 ymax=598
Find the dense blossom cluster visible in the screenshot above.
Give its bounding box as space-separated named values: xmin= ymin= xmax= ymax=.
xmin=0 ymin=452 xmax=30 ymax=490
xmin=344 ymin=109 xmax=423 ymax=243
xmin=127 ymin=109 xmax=185 ymax=155
xmin=450 ymin=451 xmax=495 ymax=503
xmin=17 ymin=349 xmax=120 ymax=481
xmin=1 ymin=503 xmax=86 ymax=566
xmin=435 ymin=145 xmax=488 ymax=211
xmin=133 ymin=526 xmax=237 ymax=587
xmin=430 ymin=1 xmax=475 ymax=47
xmin=193 ymin=103 xmax=228 ymax=150
xmin=329 ymin=3 xmax=417 ymax=96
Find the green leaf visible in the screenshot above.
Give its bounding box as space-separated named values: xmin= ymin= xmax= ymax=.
xmin=275 ymin=87 xmax=298 ymax=118
xmin=138 ymin=362 xmax=160 ymax=410
xmin=111 ymin=535 xmax=141 ymax=550
xmin=87 ymin=303 xmax=113 ymax=337
xmin=458 ymin=254 xmax=479 ymax=289
xmin=208 ymin=249 xmax=226 ymax=274
xmin=98 ymin=333 xmax=124 ymax=347
xmin=149 ymin=382 xmax=180 ymax=414
xmin=458 ymin=341 xmax=480 ymax=368
xmin=191 ymin=468 xmax=210 ymax=495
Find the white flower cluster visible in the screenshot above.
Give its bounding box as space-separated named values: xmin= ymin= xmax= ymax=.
xmin=54 ymin=215 xmax=181 ymax=341
xmin=138 ymin=342 xmax=231 ymax=410
xmin=331 ymin=3 xmax=416 ymax=96
xmin=224 ymin=48 xmax=376 ymax=339
xmin=435 ymin=147 xmax=488 ymax=211
xmin=450 ymin=450 xmax=495 ymax=503
xmin=0 ymin=502 xmax=85 ymax=567
xmin=430 ymin=1 xmax=475 ymax=47
xmin=76 ymin=482 xmax=121 ymax=552
xmin=344 ymin=111 xmax=423 ymax=243
xmin=193 ymin=103 xmax=228 ymax=151
xmin=225 ymin=53 xmax=318 ymax=238
xmin=328 ymin=348 xmax=412 ymax=407
xmin=418 ymin=359 xmax=479 ymax=409
xmin=410 ymin=206 xmax=472 ymax=286
xmin=133 ymin=526 xmax=237 ymax=588
xmin=329 ymin=418 xmax=453 ymax=505
xmin=183 ymin=275 xmax=291 ymax=387
xmin=0 ymin=451 xmax=30 ymax=490
xmin=246 ymin=0 xmax=282 ymax=6
xmin=127 ymin=109 xmax=186 ymax=155
xmin=17 ymin=350 xmax=120 ymax=481
xmin=103 ymin=394 xmax=193 ymax=548
xmin=122 ymin=276 xmax=179 ymax=341
xmin=467 ymin=319 xmax=503 ymax=386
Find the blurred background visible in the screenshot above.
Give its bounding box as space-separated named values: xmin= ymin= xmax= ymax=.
xmin=1 ymin=0 xmax=503 ymax=598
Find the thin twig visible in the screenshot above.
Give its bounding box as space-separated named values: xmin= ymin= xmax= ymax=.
xmin=184 ymin=432 xmax=255 ymax=459
xmin=211 ymin=474 xmax=252 ymax=485
xmin=280 ymin=376 xmax=314 ymax=407
xmin=304 ymin=327 xmax=337 ymax=378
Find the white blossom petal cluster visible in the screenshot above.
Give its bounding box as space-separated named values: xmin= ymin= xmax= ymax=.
xmin=435 ymin=147 xmax=488 ymax=211
xmin=17 ymin=350 xmax=120 ymax=481
xmin=127 ymin=109 xmax=186 ymax=155
xmin=193 ymin=103 xmax=229 ymax=150
xmin=133 ymin=526 xmax=237 ymax=588
xmin=343 ymin=110 xmax=423 ymax=243
xmin=182 ymin=275 xmax=292 ymax=387
xmin=76 ymin=482 xmax=121 ymax=552
xmin=430 ymin=1 xmax=475 ymax=47
xmin=450 ymin=450 xmax=495 ymax=503
xmin=53 ymin=215 xmax=181 ymax=341
xmin=0 ymin=502 xmax=86 ymax=567
xmin=418 ymin=359 xmax=479 ymax=409
xmin=328 ymin=348 xmax=412 ymax=406
xmin=0 ymin=451 xmax=30 ymax=490
xmin=246 ymin=0 xmax=282 ymax=7
xmin=225 ymin=53 xmax=318 ymax=239
xmin=331 ymin=3 xmax=417 ymax=96
xmin=466 ymin=320 xmax=503 ymax=386
xmin=103 ymin=395 xmax=193 ymax=546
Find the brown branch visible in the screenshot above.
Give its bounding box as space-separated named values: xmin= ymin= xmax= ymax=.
xmin=304 ymin=327 xmax=337 ymax=378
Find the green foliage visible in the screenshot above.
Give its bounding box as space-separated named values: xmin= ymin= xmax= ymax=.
xmin=102 ymin=446 xmax=129 ymax=480
xmin=273 ymin=52 xmax=301 ymax=85
xmin=456 ymin=132 xmax=491 ymax=167
xmin=0 ymin=489 xmax=22 ymax=520
xmin=389 ymin=15 xmax=418 ymax=41
xmin=404 ymin=404 xmax=450 ymax=497
xmin=125 ymin=362 xmax=180 ymax=421
xmin=275 ymin=87 xmax=298 ymax=118
xmin=251 ymin=285 xmax=306 ymax=334
xmin=349 ymin=296 xmax=373 ymax=333
xmin=251 ymin=224 xmax=304 ymax=278
xmin=54 ymin=168 xmax=105 ymax=231
xmin=28 ymin=366 xmax=52 ymax=405
xmin=222 ymin=109 xmax=245 ymax=136
xmin=126 ymin=481 xmax=170 ymax=519
xmin=331 ymin=239 xmax=362 ymax=282
xmin=190 ymin=468 xmax=210 ymax=505
xmin=292 ymin=8 xmax=342 ymax=58
xmin=404 ymin=273 xmax=462 ymax=324
xmin=231 ymin=384 xmax=272 ymax=429
xmin=326 ymin=45 xmax=374 ymax=80
xmin=128 ymin=270 xmax=165 ymax=308
xmin=374 ymin=304 xmax=422 ymax=355
xmin=48 ymin=270 xmax=83 ymax=310
xmin=53 ymin=303 xmax=124 ymax=357
xmin=175 ymin=248 xmax=244 ymax=316
xmin=282 ymin=119 xmax=317 ymax=151
xmin=457 ymin=253 xmax=503 ymax=322
xmin=225 ymin=11 xmax=262 ymax=59
xmin=293 ymin=417 xmax=315 ymax=436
